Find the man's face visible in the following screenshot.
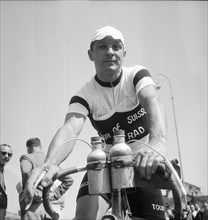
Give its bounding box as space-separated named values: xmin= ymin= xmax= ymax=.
xmin=0 ymin=145 xmax=13 ymax=166
xmin=190 ymin=204 xmax=195 ymax=211
xmin=27 ymin=146 xmax=33 ymax=154
xmin=88 ymin=36 xmax=126 ymax=78
xmin=195 ymin=204 xmax=200 ymax=211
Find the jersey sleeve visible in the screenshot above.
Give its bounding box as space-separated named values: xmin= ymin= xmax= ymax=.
xmin=132 ymin=65 xmax=156 ymax=94
xmin=20 ymin=155 xmax=33 ymax=174
xmin=67 ymin=82 xmax=93 ymax=117
xmin=19 ymin=155 xmax=33 ymax=188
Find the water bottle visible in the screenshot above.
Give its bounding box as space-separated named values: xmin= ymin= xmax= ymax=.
xmin=87 ymin=136 xmax=110 ymax=194
xmin=110 ymin=130 xmax=134 ymax=189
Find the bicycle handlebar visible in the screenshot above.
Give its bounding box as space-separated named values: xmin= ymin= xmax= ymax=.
xmin=42 ymin=166 xmax=87 ymax=220
xmin=42 ymin=160 xmax=186 ymax=220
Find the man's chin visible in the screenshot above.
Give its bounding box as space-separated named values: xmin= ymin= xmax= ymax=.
xmin=2 ymin=160 xmax=8 ymax=165
xmin=104 ymin=66 xmax=120 ymax=73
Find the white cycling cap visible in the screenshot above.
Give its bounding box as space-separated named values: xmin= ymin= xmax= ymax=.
xmin=90 ymin=26 xmax=125 ymax=48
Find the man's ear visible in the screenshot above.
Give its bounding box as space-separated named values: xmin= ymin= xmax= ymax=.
xmin=122 ymin=50 xmax=126 ymax=62
xmin=88 ymin=50 xmax=94 ymax=61
xmin=123 ymin=50 xmax=126 ymax=58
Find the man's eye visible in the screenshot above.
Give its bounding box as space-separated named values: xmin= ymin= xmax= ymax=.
xmin=113 ymin=44 xmax=122 ymax=50
xmin=98 ymin=45 xmax=106 ymax=49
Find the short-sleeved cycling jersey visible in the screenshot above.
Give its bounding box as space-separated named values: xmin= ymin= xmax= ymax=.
xmin=68 ymin=65 xmax=156 ymax=155
xmin=68 ymin=65 xmax=165 ymax=219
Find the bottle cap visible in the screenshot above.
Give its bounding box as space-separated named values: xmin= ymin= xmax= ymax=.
xmin=91 ymin=136 xmax=103 ymax=144
xmin=113 ymin=130 xmax=125 ymax=136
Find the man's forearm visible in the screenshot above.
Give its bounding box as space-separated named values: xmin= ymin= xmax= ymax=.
xmin=44 ymin=124 xmax=78 ymax=165
xmin=145 ymin=97 xmax=167 ymax=151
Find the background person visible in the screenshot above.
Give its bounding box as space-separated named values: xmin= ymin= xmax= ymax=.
xmin=0 ymin=144 xmax=13 ymax=220
xmin=183 ymin=204 xmax=193 ymax=220
xmin=202 ymin=202 xmax=208 ymax=220
xmin=19 ymin=137 xmax=73 ymax=220
xmin=191 ymin=203 xmax=197 ymax=219
xmin=46 ymin=177 xmax=72 ymax=219
xmin=195 ymin=203 xmax=203 ymax=220
xmin=24 ymin=26 xmax=168 ymax=220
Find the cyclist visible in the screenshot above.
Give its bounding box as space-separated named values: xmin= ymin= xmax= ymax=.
xmin=24 ymin=26 xmax=168 ymax=220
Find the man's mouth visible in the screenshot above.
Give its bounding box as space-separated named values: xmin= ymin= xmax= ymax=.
xmin=105 ymin=59 xmax=116 ymax=62
xmin=104 ymin=60 xmax=116 ymax=64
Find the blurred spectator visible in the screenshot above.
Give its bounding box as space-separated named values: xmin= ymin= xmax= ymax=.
xmin=0 ymin=144 xmax=13 ymax=220
xmin=19 ymin=137 xmax=73 ymax=220
xmin=183 ymin=204 xmax=193 ymax=220
xmin=46 ymin=176 xmax=73 ymax=219
xmin=166 ymin=207 xmax=175 ymax=220
xmin=202 ymin=202 xmax=208 ymax=220
xmin=19 ymin=138 xmax=47 ymax=219
xmin=191 ymin=203 xmax=197 ymax=219
xmin=195 ymin=203 xmax=203 ymax=220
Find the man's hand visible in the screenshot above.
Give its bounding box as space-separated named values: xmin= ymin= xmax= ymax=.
xmin=23 ymin=163 xmax=60 ymax=209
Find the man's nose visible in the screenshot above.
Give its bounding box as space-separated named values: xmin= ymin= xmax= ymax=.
xmin=106 ymin=47 xmax=114 ymax=55
xmin=4 ymin=154 xmax=9 ymax=159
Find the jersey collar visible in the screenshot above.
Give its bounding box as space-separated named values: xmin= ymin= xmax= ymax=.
xmin=94 ymin=70 xmax=123 ymax=87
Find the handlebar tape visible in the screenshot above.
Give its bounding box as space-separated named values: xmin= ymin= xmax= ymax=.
xmin=133 ymin=160 xmax=186 ymax=219
xmin=43 ymin=166 xmax=87 ymax=219
xmin=42 ymin=184 xmax=60 ymax=220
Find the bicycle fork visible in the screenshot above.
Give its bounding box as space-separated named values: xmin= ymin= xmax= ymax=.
xmin=102 ymin=189 xmax=132 ymax=220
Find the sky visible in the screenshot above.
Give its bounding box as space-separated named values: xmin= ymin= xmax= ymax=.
xmin=0 ymin=1 xmax=207 ymax=219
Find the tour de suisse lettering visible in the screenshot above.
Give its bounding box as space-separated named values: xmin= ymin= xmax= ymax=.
xmin=127 ymin=107 xmax=146 ymax=124
xmin=126 ymin=126 xmax=146 ymax=140
xmin=90 ymin=104 xmax=149 ymax=144
xmin=102 ymin=125 xmax=146 ymax=141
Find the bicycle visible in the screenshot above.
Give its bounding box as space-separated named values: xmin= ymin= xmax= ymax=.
xmin=32 ymin=131 xmax=187 ymax=220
